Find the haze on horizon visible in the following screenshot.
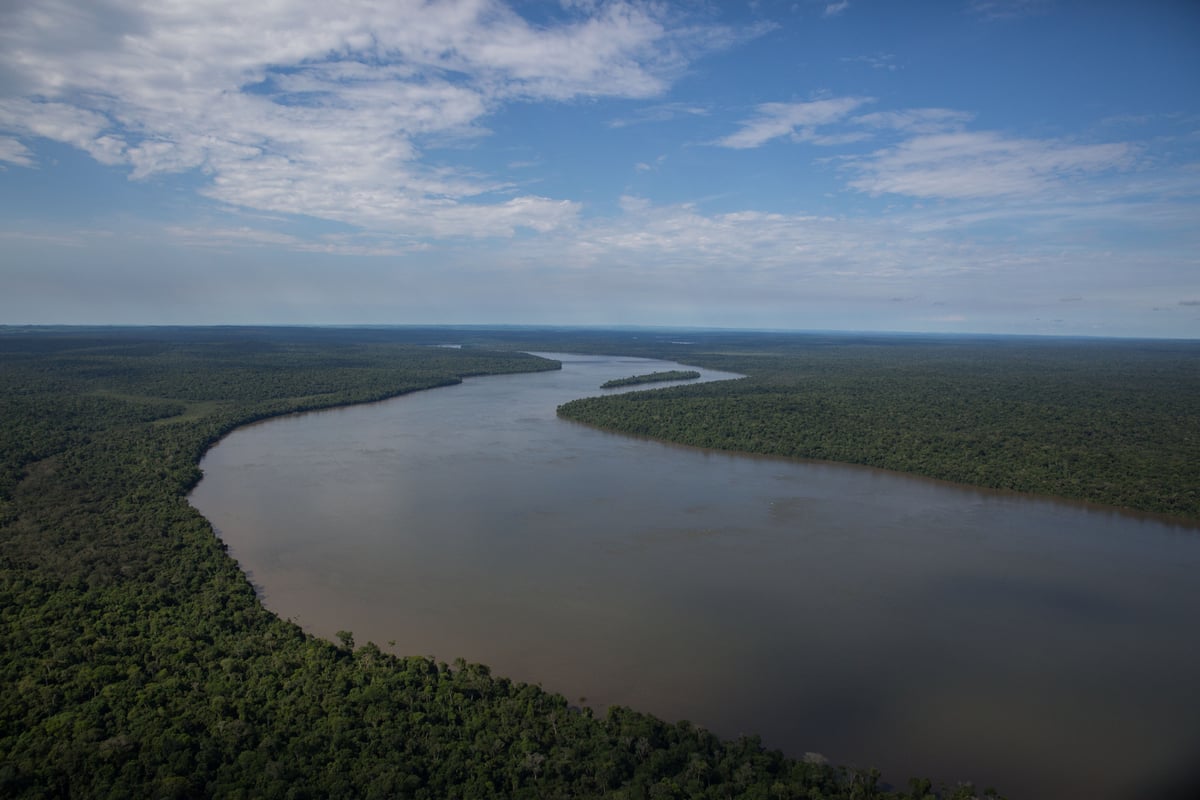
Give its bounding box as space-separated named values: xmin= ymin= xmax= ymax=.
xmin=1 ymin=0 xmax=1197 ymax=338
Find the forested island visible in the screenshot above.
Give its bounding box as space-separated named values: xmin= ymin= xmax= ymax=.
xmin=602 ymin=370 xmax=702 ymax=389
xmin=0 ymin=326 xmax=1000 ymax=799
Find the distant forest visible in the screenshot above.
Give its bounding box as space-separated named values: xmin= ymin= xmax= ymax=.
xmin=0 ymin=326 xmax=1003 ymax=799
xmin=556 ymin=331 xmax=1200 ymax=522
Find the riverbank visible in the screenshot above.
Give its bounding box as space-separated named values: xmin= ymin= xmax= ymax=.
xmin=191 ymin=345 xmax=1199 ymax=800
xmin=554 ymin=336 xmax=1200 ymax=524
xmin=1 ymin=327 xmax=995 ymax=799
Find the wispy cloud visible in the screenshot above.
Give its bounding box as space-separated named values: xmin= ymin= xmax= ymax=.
xmin=847 ymin=131 xmax=1135 ymax=199
xmin=841 ymin=53 xmax=897 ymax=71
xmin=968 ymin=0 xmax=1050 ymax=21
xmin=164 ymin=225 xmax=425 ymax=257
xmin=823 ymin=2 xmax=851 ymax=18
xmin=0 ymin=136 xmax=35 ymax=167
xmin=852 ymin=108 xmax=974 ymax=133
xmin=0 ymin=0 xmax=741 ymax=238
xmin=555 ymin=196 xmax=987 ymax=284
xmin=634 ymin=155 xmax=667 ymax=172
xmin=0 ymin=229 xmax=94 ymax=247
xmin=716 ymin=97 xmax=873 ymax=149
xmin=608 ymin=102 xmax=710 ymax=128
xmin=0 ymin=100 xmax=125 ymax=165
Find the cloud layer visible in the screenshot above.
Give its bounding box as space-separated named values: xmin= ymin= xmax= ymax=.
xmin=0 ymin=0 xmax=734 ymax=237
xmin=848 ymin=131 xmax=1135 ymax=199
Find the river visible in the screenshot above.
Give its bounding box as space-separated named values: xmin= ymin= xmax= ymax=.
xmin=189 ymin=352 xmax=1200 ymax=800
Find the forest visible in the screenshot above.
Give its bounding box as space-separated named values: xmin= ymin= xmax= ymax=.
xmin=601 ymin=371 xmax=701 ymax=389
xmin=556 ymin=331 xmax=1200 ymax=522
xmin=0 ymin=326 xmax=998 ymax=799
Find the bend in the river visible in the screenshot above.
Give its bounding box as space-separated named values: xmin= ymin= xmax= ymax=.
xmin=190 ymin=352 xmax=1200 ymax=800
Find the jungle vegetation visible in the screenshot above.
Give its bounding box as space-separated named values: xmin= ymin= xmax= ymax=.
xmin=0 ymin=326 xmax=996 ymax=799
xmin=601 ymin=371 xmax=701 ymax=389
xmin=554 ymin=331 xmax=1200 ymax=522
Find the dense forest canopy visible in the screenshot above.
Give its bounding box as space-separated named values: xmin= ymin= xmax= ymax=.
xmin=0 ymin=326 xmax=1004 ymax=799
xmin=554 ymin=331 xmax=1200 ymax=522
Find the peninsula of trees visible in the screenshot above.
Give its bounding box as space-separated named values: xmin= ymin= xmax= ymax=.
xmin=0 ymin=326 xmax=998 ymax=799
xmin=554 ymin=331 xmax=1199 ymax=522
xmin=601 ymin=370 xmax=701 ymax=388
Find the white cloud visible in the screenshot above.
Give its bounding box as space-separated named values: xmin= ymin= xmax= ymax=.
xmin=460 ymin=1 xmax=678 ymax=101
xmin=848 ymin=131 xmax=1136 ymax=199
xmin=607 ymin=102 xmax=710 ymax=128
xmin=823 ymin=1 xmax=850 ymax=18
xmin=968 ymin=0 xmax=1049 ymax=21
xmin=0 ymin=136 xmax=35 ymax=167
xmin=7 ymin=180 xmax=1195 ymax=334
xmin=418 ymin=195 xmax=582 ymax=237
xmin=163 ymin=225 xmax=426 ymax=256
xmin=852 ymin=108 xmax=974 ymax=134
xmin=0 ymin=99 xmax=122 ymax=164
xmin=840 ymin=53 xmax=897 ymax=71
xmin=634 ymin=155 xmax=667 ymax=172
xmin=0 ymin=0 xmax=739 ymax=238
xmin=717 ymin=97 xmax=872 ymax=149
xmin=554 ymin=196 xmax=986 ymax=286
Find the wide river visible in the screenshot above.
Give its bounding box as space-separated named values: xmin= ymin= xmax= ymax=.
xmin=190 ymin=352 xmax=1200 ymax=800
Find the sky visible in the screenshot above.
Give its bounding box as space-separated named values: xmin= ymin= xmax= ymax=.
xmin=0 ymin=0 xmax=1197 ymax=337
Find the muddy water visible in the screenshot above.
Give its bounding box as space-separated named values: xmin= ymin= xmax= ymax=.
xmin=189 ymin=353 xmax=1200 ymax=800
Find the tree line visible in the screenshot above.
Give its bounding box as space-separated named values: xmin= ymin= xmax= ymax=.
xmin=559 ymin=336 xmax=1200 ymax=522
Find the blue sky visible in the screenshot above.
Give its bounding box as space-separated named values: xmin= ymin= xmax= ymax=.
xmin=1 ymin=0 xmax=1197 ymax=336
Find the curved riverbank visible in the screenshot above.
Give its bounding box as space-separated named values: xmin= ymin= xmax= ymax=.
xmin=192 ymin=349 xmax=1200 ymax=800
xmin=14 ymin=332 xmax=934 ymax=799
xmin=554 ymin=340 xmax=1200 ymax=524
xmin=555 ymin=405 xmax=1200 ymax=531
